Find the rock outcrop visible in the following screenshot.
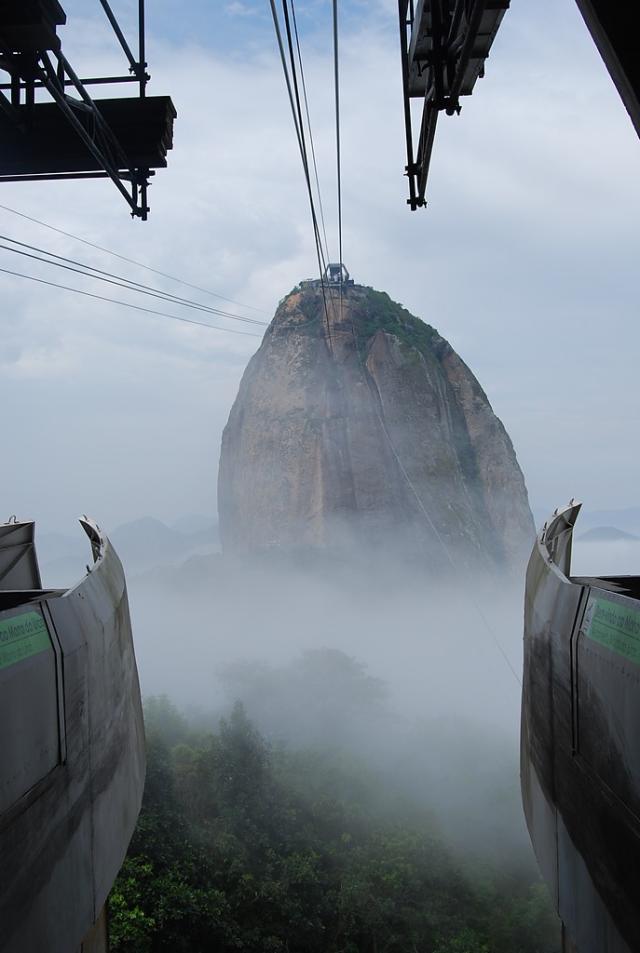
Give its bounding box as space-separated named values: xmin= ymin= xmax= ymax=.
xmin=218 ymin=282 xmax=534 ymax=572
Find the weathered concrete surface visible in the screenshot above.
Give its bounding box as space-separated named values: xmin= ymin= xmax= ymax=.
xmin=218 ymin=284 xmax=534 ymax=572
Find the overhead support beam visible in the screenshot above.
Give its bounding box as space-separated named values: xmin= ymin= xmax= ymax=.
xmin=0 ymin=73 xmax=142 ymax=90
xmin=398 ymin=0 xmax=509 ymax=209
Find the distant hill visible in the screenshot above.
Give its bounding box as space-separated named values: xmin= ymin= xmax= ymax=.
xmin=109 ymin=516 xmax=220 ymax=573
xmin=111 ymin=517 xmax=195 ymax=568
xmin=578 ymin=526 xmax=639 ymax=543
xmin=37 ymin=515 xmax=220 ymax=587
xmin=583 ymin=508 xmax=640 ymax=536
xmin=171 ymin=514 xmax=218 ymax=536
xmin=532 ymin=505 xmax=640 ymax=539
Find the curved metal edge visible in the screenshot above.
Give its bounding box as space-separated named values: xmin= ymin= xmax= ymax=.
xmin=0 ymin=521 xmax=145 ymax=953
xmin=537 ymin=499 xmax=582 ymax=579
xmin=521 ymin=501 xmax=635 ymax=953
xmin=79 ymin=514 xmax=106 ymax=567
xmin=522 ymin=502 xmax=584 ymax=911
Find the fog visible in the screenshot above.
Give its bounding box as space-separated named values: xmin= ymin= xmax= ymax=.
xmin=110 ymin=543 xmax=523 ymax=861
xmin=33 ymin=496 xmax=638 ymax=869
xmin=129 ymin=558 xmax=520 ymax=727
xmin=34 ymin=510 xmax=638 ymax=878
xmin=572 ymin=536 xmax=640 ymax=577
xmin=128 ymin=516 xmax=640 ymax=866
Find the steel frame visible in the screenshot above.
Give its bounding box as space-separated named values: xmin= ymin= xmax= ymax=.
xmin=398 ymin=0 xmax=507 ymax=209
xmin=0 ymin=1 xmax=153 ymax=219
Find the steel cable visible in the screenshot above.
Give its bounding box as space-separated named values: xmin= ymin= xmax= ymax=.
xmin=0 ymin=204 xmax=266 ymax=314
xmin=290 ymin=0 xmax=331 ymax=267
xmin=268 ymin=0 xmax=333 ymax=351
xmin=0 ymin=235 xmax=267 ymax=327
xmin=332 ymin=0 xmax=344 ymax=321
xmin=0 ymin=266 xmax=261 ymax=337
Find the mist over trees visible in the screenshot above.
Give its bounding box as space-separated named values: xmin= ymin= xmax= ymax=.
xmin=109 ymin=653 xmax=559 ymax=953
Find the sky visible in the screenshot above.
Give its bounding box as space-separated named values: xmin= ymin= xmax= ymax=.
xmin=2 ymin=0 xmax=640 ymax=535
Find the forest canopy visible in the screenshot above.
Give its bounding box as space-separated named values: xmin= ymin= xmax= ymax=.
xmin=109 ymin=664 xmax=559 ymax=953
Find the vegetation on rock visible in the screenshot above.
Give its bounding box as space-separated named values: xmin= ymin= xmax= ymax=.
xmin=351 ymin=288 xmax=440 ymax=357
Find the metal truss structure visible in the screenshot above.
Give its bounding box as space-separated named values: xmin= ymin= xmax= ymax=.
xmin=398 ymin=0 xmax=509 ymax=209
xmin=0 ymin=1 xmax=176 ymax=219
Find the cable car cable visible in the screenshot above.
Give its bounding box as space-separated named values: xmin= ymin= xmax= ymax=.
xmin=288 ymin=0 xmax=342 ymax=335
xmin=0 ymin=235 xmax=267 ymax=327
xmin=0 ymin=203 xmax=267 ymax=315
xmin=0 ymin=266 xmax=262 ymax=337
xmin=0 ymin=243 xmax=266 ymax=328
xmin=269 ymin=0 xmax=333 ymax=350
xmin=290 ymin=0 xmax=331 ymax=267
xmin=279 ymin=0 xmax=333 ymax=342
xmin=332 ymin=0 xmax=344 ymax=321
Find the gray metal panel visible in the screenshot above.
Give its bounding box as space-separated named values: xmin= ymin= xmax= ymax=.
xmin=0 ymin=520 xmax=42 ymax=590
xmin=557 ymin=813 xmax=632 ymax=953
xmin=48 ymin=523 xmax=146 ymax=911
xmin=0 ymin=603 xmax=60 ymax=812
xmin=520 ymin=757 xmax=559 ymax=905
xmin=0 ymin=519 xmax=145 ymax=953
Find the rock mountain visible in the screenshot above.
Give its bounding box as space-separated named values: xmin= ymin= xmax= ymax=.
xmin=218 ymin=282 xmax=534 ymax=572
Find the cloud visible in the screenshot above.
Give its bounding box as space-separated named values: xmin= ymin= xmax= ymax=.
xmin=225 ymin=1 xmax=253 ymax=16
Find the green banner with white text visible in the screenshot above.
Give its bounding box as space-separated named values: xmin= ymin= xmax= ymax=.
xmin=585 ymin=596 xmax=640 ymax=665
xmin=0 ymin=611 xmax=52 ymax=670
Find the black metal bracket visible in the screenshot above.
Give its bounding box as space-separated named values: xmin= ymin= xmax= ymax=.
xmin=398 ymin=0 xmax=509 ymax=210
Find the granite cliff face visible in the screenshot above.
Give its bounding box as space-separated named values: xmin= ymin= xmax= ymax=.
xmin=218 ymin=283 xmax=534 ymax=571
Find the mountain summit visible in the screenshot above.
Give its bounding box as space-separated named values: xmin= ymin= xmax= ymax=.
xmin=218 ymin=282 xmax=534 ymax=571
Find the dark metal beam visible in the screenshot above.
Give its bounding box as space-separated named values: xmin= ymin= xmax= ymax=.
xmin=416 ymin=97 xmax=438 ymax=205
xmin=97 ymin=0 xmax=138 ymax=73
xmin=0 ymin=171 xmax=113 ymax=182
xmin=0 ymin=170 xmax=156 ymax=183
xmin=447 ymin=0 xmax=486 ymax=106
xmin=398 ymin=0 xmax=418 ymax=208
xmin=138 ymin=0 xmax=146 ymax=97
xmin=0 ymin=74 xmax=139 ymax=90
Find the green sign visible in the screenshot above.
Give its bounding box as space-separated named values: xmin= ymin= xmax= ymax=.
xmin=0 ymin=611 xmax=52 ymax=670
xmin=584 ymin=596 xmax=640 ymax=664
